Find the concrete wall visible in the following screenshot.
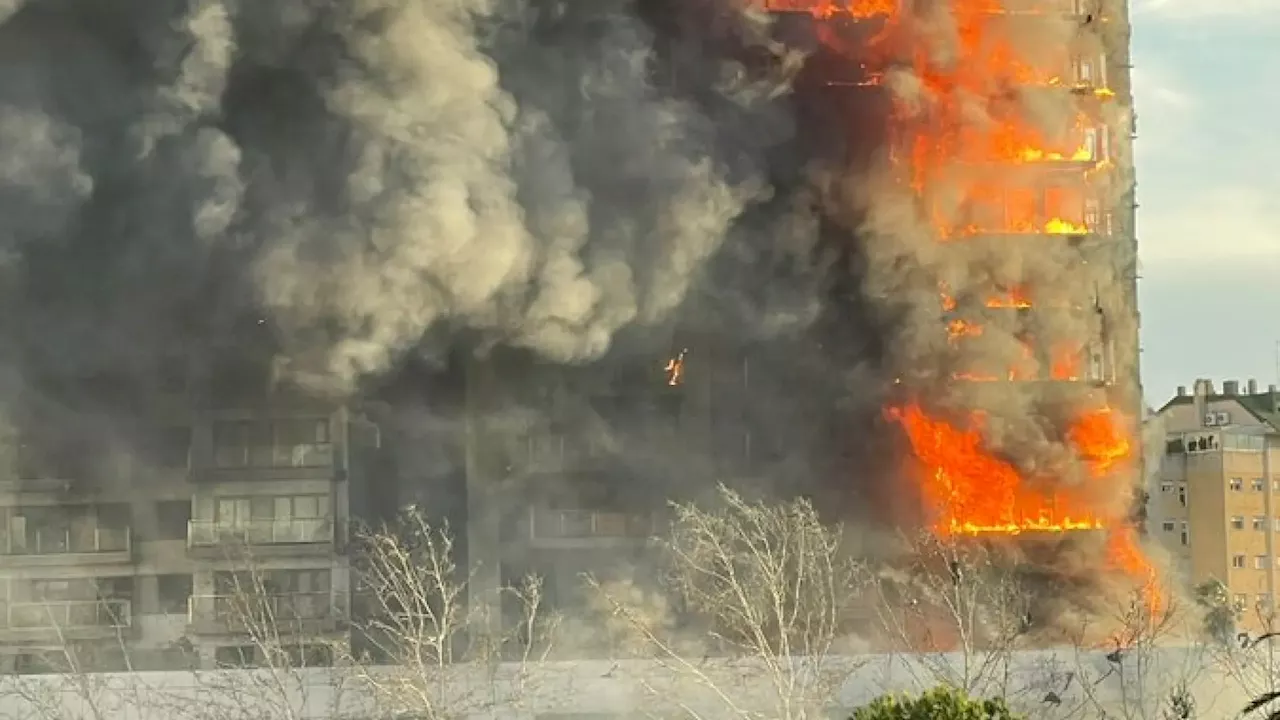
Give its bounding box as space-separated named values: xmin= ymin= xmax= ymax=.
xmin=0 ymin=648 xmax=1245 ymax=720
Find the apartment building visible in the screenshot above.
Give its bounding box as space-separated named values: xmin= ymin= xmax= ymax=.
xmin=1152 ymin=378 xmax=1280 ymax=631
xmin=0 ymin=358 xmax=381 ymax=672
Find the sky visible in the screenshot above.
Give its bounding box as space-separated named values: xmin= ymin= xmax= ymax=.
xmin=1130 ymin=0 xmax=1280 ymax=405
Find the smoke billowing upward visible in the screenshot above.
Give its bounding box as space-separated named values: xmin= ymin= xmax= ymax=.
xmin=0 ymin=0 xmax=1146 ymax=613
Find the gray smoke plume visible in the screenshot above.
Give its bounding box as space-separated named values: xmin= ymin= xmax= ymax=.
xmin=0 ymin=0 xmax=791 ymax=399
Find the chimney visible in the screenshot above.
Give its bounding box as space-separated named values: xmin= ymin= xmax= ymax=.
xmin=1249 ymin=379 xmax=1260 ymax=395
xmin=1176 ymin=385 xmax=1187 ymax=398
xmin=1194 ymin=379 xmax=1209 ymax=428
xmin=1224 ymin=380 xmax=1240 ymax=396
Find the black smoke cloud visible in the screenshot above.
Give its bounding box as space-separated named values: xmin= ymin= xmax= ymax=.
xmin=0 ymin=0 xmax=898 ymax=508
xmin=0 ymin=0 xmax=845 ymax=393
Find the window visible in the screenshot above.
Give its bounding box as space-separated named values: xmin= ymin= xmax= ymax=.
xmin=1233 ymin=555 xmax=1247 ymax=569
xmin=214 ymin=495 xmax=330 ymax=524
xmin=1231 ymin=478 xmax=1244 ymax=491
xmin=1255 ymin=516 xmax=1267 ymax=531
xmin=212 ymin=419 xmax=332 ymax=469
xmin=1235 ymin=594 xmax=1248 ymax=609
xmin=155 ymin=501 xmax=191 ymax=541
xmin=1161 ymin=521 xmax=1175 ymax=532
xmin=1178 ymin=486 xmax=1187 ymax=507
xmin=1159 ymin=482 xmax=1173 ymax=493
xmin=214 ymin=645 xmax=256 ymax=668
xmin=1260 ymin=594 xmax=1273 ymax=609
xmin=281 ymin=644 xmax=333 ymax=668
xmin=1257 ymin=556 xmax=1270 ymax=570
xmin=1232 ymin=516 xmax=1246 ymax=530
xmin=1255 ymin=478 xmax=1267 ymax=492
xmin=156 ymin=574 xmax=192 ymax=614
xmin=215 ymin=569 xmax=329 ymax=596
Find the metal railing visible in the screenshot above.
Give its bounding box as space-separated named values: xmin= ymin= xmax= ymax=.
xmin=0 ymin=527 xmax=130 ymax=556
xmin=3 ymin=599 xmax=131 ymax=630
xmin=530 ymin=508 xmax=656 ymax=541
xmin=187 ymin=518 xmax=333 ymax=548
xmin=213 ymin=443 xmax=334 ymax=469
xmin=188 ymin=593 xmax=337 ymax=627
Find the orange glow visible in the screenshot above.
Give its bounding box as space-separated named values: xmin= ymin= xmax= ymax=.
xmin=788 ymin=0 xmax=1154 ymax=607
xmin=888 ymin=404 xmax=1126 ymax=536
xmin=1050 ymin=345 xmax=1082 ymax=381
xmin=1045 ymin=217 xmax=1090 ymax=235
xmin=947 ymin=320 xmax=983 ymax=342
xmin=985 ymin=287 xmax=1032 ymax=309
xmin=1106 ymin=526 xmax=1165 ymax=617
xmin=758 ymin=0 xmax=898 ymax=17
xmin=1068 ymin=407 xmax=1132 ymax=477
xmin=664 ymin=348 xmax=688 ymax=387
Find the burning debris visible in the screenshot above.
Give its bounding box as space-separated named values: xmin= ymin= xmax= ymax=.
xmin=664 ymin=348 xmax=689 ymax=387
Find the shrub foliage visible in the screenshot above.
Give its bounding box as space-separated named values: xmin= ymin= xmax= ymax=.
xmin=850 ymin=686 xmax=1024 ymax=720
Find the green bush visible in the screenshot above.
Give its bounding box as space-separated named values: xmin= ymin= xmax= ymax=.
xmin=850 ymin=686 xmax=1025 ymax=720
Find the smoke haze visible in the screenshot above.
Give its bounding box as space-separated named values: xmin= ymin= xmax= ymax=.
xmin=0 ymin=0 xmax=1147 ymax=623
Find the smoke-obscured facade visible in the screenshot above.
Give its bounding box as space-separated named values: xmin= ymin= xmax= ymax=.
xmin=0 ymin=0 xmax=1148 ymax=662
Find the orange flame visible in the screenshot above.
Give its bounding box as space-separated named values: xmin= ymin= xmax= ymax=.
xmin=985 ymin=287 xmax=1032 ymax=309
xmin=889 ymin=404 xmax=1126 ymax=536
xmin=664 ymin=348 xmax=688 ymax=387
xmin=758 ymin=0 xmax=897 ymax=17
xmin=946 ymin=320 xmax=983 ymax=342
xmin=778 ymin=0 xmax=1155 ymax=609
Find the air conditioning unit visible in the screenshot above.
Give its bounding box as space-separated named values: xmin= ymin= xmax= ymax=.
xmin=1205 ymin=413 xmax=1218 ymax=427
xmin=1216 ymin=411 xmax=1231 ymax=426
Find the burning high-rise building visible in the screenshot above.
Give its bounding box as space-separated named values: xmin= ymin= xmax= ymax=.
xmin=744 ymin=0 xmax=1152 ymax=601
xmin=0 ymin=0 xmax=1156 ymax=673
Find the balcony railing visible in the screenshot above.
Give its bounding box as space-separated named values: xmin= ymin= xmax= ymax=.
xmin=0 ymin=527 xmax=130 ymax=556
xmin=213 ymin=443 xmax=334 ymax=470
xmin=187 ymin=519 xmax=333 ymax=548
xmin=530 ymin=508 xmax=657 ymax=541
xmin=3 ymin=599 xmax=131 ymax=630
xmin=188 ymin=593 xmax=339 ymax=630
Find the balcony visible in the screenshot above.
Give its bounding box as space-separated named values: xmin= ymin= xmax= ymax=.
xmin=529 ymin=508 xmax=659 ymax=549
xmin=187 ymin=593 xmax=344 ymax=636
xmin=0 ymin=599 xmax=131 ymax=640
xmin=187 ymin=519 xmax=335 ymax=557
xmin=0 ymin=527 xmax=132 ymax=567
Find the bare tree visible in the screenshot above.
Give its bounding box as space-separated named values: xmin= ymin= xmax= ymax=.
xmin=345 ymin=506 xmax=555 ymax=720
xmin=866 ymin=533 xmax=1032 ymax=699
xmin=0 ymin=596 xmax=182 ymax=720
xmin=589 ymin=484 xmax=865 ymax=720
xmin=182 ymin=543 xmax=353 ymax=720
xmin=1051 ymin=579 xmax=1217 ymax=720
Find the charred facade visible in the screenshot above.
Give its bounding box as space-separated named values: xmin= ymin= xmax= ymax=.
xmin=0 ymin=0 xmax=1145 ymax=669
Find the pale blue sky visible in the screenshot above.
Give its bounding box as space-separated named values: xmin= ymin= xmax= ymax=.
xmin=1131 ymin=0 xmax=1280 ymax=405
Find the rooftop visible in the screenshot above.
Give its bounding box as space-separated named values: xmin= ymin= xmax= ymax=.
xmin=1157 ymin=378 xmax=1280 ymax=432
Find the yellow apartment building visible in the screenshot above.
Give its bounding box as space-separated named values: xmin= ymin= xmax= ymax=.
xmin=1153 ymin=377 xmax=1280 ymax=632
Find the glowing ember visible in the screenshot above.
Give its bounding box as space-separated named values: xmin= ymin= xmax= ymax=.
xmin=985 ymin=287 xmax=1032 ymax=309
xmin=664 ymin=348 xmax=688 ymax=387
xmin=946 ymin=320 xmax=983 ymax=342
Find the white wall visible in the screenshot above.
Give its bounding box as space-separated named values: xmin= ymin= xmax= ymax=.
xmin=0 ymin=646 xmax=1250 ymax=720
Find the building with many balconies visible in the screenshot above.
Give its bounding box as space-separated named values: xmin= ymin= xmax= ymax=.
xmin=0 ymin=351 xmax=382 ymax=672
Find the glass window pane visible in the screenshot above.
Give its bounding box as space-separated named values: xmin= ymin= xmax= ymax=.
xmin=294 ymin=496 xmax=319 ymax=518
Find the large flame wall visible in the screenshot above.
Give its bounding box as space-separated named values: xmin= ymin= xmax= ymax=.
xmin=758 ymin=0 xmax=1154 ymax=601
